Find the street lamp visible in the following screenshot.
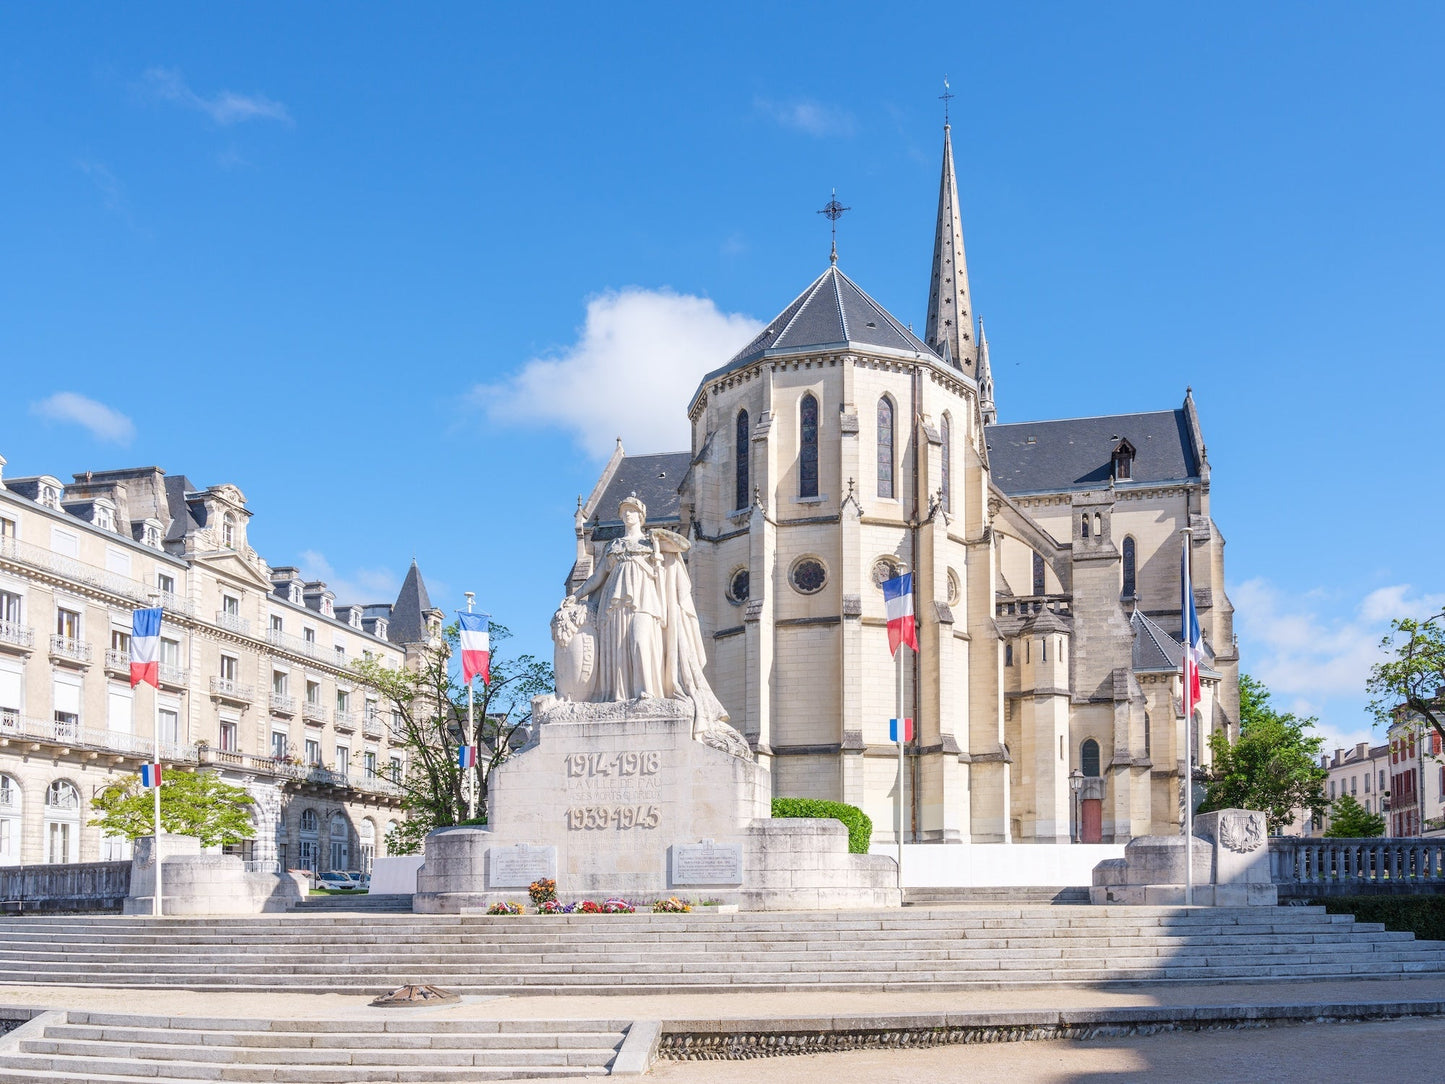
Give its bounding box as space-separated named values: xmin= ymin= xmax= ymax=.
xmin=1069 ymin=769 xmax=1084 ymax=844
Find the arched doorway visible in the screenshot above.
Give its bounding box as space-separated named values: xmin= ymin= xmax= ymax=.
xmin=1079 ymin=740 xmax=1103 ymax=844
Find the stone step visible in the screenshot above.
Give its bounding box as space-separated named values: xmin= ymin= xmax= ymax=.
xmin=903 ymin=886 xmax=1091 ymax=905
xmin=0 ymin=1054 xmax=610 ymax=1081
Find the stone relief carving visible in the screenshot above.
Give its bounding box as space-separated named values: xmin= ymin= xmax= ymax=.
xmin=551 ymin=495 xmax=751 ymax=760
xmin=1218 ymin=811 xmax=1265 ymax=853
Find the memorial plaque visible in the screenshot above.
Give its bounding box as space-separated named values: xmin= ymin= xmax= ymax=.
xmin=671 ymin=841 xmax=744 ymax=885
xmin=488 ymin=844 xmax=557 ymax=888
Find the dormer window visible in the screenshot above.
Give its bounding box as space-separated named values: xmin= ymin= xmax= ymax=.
xmin=94 ymin=506 xmax=114 ymax=531
xmin=142 ymin=521 xmax=161 ymax=548
xmin=40 ymin=485 xmax=60 ymax=510
xmin=222 ymin=514 xmax=237 ymax=549
xmin=1111 ymin=438 xmax=1136 ymax=481
xmin=289 ymin=584 xmax=302 ymax=604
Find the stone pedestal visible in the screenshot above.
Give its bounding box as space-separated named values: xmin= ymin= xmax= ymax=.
xmin=415 ymin=699 xmax=899 ymax=912
xmin=125 ymin=834 xmax=308 ymax=915
xmin=1089 ymin=808 xmax=1278 ymax=906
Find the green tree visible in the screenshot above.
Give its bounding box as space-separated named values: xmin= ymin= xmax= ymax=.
xmin=1367 ymin=610 xmax=1445 ymax=744
xmin=1323 ymin=794 xmax=1387 ymax=838
xmin=87 ymin=769 xmax=255 ymax=847
xmin=1198 ymin=673 xmax=1329 ymax=833
xmin=352 ymin=622 xmax=552 ymax=854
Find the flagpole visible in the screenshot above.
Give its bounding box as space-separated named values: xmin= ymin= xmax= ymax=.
xmin=1181 ymin=527 xmax=1194 ymax=907
xmin=896 ymin=642 xmax=905 ymax=891
xmin=464 ymin=592 xmax=475 ymax=823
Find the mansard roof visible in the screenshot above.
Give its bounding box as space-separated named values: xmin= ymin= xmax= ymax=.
xmin=588 ymin=451 xmax=691 ymax=535
xmin=706 ymin=265 xmax=942 ymax=381
xmin=986 ymin=409 xmax=1198 ymax=496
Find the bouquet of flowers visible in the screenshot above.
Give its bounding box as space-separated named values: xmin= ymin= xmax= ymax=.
xmin=528 ymin=878 xmax=557 ymax=906
xmin=601 ymin=898 xmax=635 ymax=914
xmin=485 ymin=901 xmax=523 ymax=915
xmin=537 ymin=899 xmax=576 ymax=915
xmin=652 ymin=897 xmax=692 ymax=913
xmin=578 ymin=900 xmax=602 ymax=914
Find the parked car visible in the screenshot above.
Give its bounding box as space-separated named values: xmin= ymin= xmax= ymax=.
xmin=316 ymin=871 xmax=362 ymax=891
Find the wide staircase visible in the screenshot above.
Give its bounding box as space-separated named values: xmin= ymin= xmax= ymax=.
xmin=0 ymin=1011 xmax=631 ymax=1082
xmin=289 ymin=893 xmax=415 ymax=914
xmin=0 ymin=906 xmax=1441 ymax=993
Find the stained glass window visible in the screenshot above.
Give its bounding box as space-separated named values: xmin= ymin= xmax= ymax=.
xmin=735 ymin=409 xmax=750 ymax=511
xmin=799 ymin=394 xmax=819 ymax=498
xmin=877 ymin=397 xmax=895 ymax=499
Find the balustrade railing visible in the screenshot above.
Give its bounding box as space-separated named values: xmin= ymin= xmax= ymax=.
xmin=362 ymin=716 xmax=383 ymax=739
xmin=302 ymin=701 xmax=326 ymax=723
xmin=0 ymin=536 xmax=193 ymax=617
xmin=209 ymin=676 xmax=253 ymax=702
xmin=0 ymin=711 xmax=195 ymax=762
xmin=265 ymin=626 xmax=324 ymax=662
xmin=0 ymin=620 xmax=34 ymax=651
xmin=48 ymin=635 xmax=92 ymax=664
xmin=996 ymin=594 xmax=1073 ymax=618
xmin=157 ymin=663 xmax=189 ymax=687
xmin=269 ymin=693 xmax=297 ymax=715
xmin=333 ymin=710 xmax=359 ymax=732
xmin=104 ymin=648 xmax=130 ymax=671
xmin=215 ymin=610 xmax=251 ymax=635
xmin=1270 ymin=837 xmax=1445 ymax=889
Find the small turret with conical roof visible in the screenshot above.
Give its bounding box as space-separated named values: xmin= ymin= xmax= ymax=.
xmin=388 ymin=559 xmax=443 ymax=646
xmin=978 ymin=317 xmax=997 ymax=425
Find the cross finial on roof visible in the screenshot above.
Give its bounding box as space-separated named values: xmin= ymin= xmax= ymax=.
xmin=817 ymin=188 xmax=850 ymax=265
xmin=940 ymin=76 xmax=954 ymax=127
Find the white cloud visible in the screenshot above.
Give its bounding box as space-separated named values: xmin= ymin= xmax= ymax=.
xmin=754 ymin=97 xmax=856 ymax=138
xmin=141 ymin=67 xmax=291 ymax=126
xmin=29 ymin=392 xmax=135 ymax=444
xmin=1233 ymin=577 xmax=1445 ymax=748
xmin=473 ymin=289 xmax=764 ymax=457
xmin=297 ymin=550 xmax=401 ymax=608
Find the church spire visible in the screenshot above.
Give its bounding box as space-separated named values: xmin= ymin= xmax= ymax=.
xmin=977 ymin=317 xmax=996 ymax=425
xmin=924 ymin=123 xmax=976 ymax=372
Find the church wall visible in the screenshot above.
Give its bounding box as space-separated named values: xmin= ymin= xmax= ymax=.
xmin=772 ymin=623 xmax=842 ymax=748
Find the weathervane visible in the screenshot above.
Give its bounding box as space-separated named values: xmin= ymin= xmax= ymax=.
xmin=940 ymin=76 xmax=954 ymax=126
xmin=817 ymin=188 xmax=850 ymax=265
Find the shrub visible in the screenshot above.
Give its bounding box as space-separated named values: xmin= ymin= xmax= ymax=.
xmin=528 ymin=878 xmax=557 ymax=906
xmin=652 ymin=897 xmax=691 ymax=913
xmin=772 ymin=797 xmax=873 ymax=854
xmin=1312 ymin=895 xmax=1445 ymax=942
xmin=485 ymin=901 xmax=523 ymax=915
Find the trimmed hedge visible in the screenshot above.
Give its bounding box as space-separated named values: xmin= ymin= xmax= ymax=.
xmin=1311 ymin=895 xmax=1445 ymax=942
xmin=772 ymin=798 xmax=872 ymax=854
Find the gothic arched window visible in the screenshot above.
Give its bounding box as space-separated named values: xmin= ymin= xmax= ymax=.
xmin=735 ymin=409 xmax=750 ymax=511
xmin=1032 ymin=552 xmax=1046 ymax=596
xmin=940 ymin=413 xmax=952 ymax=513
xmin=1081 ymin=739 xmax=1101 ymax=778
xmin=1081 ymin=514 xmax=1090 ymax=539
xmin=799 ymin=394 xmax=819 ymax=499
xmin=877 ymin=396 xmax=895 ymax=499
xmin=1122 ymin=536 xmax=1137 ymax=597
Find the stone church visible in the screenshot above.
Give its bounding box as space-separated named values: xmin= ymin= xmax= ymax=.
xmin=568 ymin=123 xmax=1236 ymax=846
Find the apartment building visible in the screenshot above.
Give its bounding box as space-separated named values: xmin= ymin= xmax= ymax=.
xmin=0 ymin=453 xmax=438 ymax=872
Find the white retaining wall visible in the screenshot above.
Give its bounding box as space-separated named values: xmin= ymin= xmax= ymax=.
xmin=869 ymin=843 xmax=1126 ymax=887
xmin=368 ymin=855 xmax=424 ymax=895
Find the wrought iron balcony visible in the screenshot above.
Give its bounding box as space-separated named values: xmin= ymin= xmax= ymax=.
xmin=0 ymin=535 xmax=195 ymax=617
xmin=0 ymin=710 xmax=196 ymax=762
xmin=215 ymin=610 xmax=251 ymax=635
xmin=48 ymin=635 xmax=92 ymax=665
xmin=104 ymin=648 xmax=131 ymax=673
xmin=0 ymin=620 xmax=34 ymax=652
xmin=362 ymin=715 xmax=384 ymax=740
xmin=158 ymin=663 xmax=189 ymax=688
xmin=208 ymin=676 xmax=253 ymax=702
xmin=302 ymin=700 xmax=326 ymax=723
xmin=269 ymin=693 xmax=297 ymax=715
xmin=333 ymin=710 xmax=359 ymax=732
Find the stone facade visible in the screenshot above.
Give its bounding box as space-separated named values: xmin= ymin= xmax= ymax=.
xmin=0 ymin=453 xmax=432 ymax=871
xmin=569 ymin=125 xmax=1237 ymax=849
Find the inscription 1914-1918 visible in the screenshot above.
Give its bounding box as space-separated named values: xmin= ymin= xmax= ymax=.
xmin=565 ymin=751 xmax=661 ymax=778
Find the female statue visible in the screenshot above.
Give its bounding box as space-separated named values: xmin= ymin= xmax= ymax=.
xmin=558 ymin=495 xmax=748 ymax=757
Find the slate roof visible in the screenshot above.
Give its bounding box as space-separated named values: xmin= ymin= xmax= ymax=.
xmin=387 ymin=560 xmax=435 ymax=646
xmin=589 ymin=452 xmax=692 ymax=534
xmin=1131 ymin=610 xmax=1219 ymax=678
xmin=706 ymin=265 xmax=942 ymax=381
xmin=986 ymin=410 xmax=1197 ymax=496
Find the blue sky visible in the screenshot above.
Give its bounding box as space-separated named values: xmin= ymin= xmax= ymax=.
xmin=2 ymin=3 xmax=1442 ymax=754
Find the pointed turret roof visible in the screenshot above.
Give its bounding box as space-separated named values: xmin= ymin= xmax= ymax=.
xmin=924 ymin=124 xmax=976 ymax=373
xmin=703 ymin=265 xmax=940 ymax=383
xmin=978 ymin=317 xmax=997 ymax=425
xmin=387 ymin=560 xmax=435 ymax=646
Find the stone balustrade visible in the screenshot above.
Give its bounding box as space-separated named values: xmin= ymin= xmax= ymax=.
xmin=214 ymin=610 xmax=251 ymax=635
xmin=48 ymin=634 xmax=91 ymax=664
xmin=0 ymin=711 xmax=196 ymax=763
xmin=1270 ymin=837 xmax=1445 ymax=897
xmin=0 ymin=860 xmax=131 ymax=912
xmin=209 ymin=676 xmax=253 ymax=702
xmin=302 ymin=700 xmax=327 ymax=723
xmin=996 ymin=594 xmax=1073 ymax=618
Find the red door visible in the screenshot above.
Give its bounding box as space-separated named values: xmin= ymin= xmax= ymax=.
xmin=1081 ymin=799 xmax=1103 ymax=844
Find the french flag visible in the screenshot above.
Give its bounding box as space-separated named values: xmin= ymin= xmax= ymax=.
xmin=130 ymin=607 xmax=163 ymax=689
xmin=458 ymin=613 xmax=490 ymax=685
xmin=458 ymin=745 xmax=478 ymax=769
xmin=881 ymin=573 xmax=918 ymax=656
xmin=1180 ymin=547 xmax=1202 ymax=706
xmin=889 ymin=718 xmax=914 ymax=743
xmin=139 ymin=763 xmax=162 ymax=788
